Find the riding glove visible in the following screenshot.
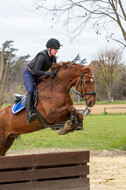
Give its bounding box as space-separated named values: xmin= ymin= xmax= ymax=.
xmin=46 ymin=72 xmax=56 ymax=78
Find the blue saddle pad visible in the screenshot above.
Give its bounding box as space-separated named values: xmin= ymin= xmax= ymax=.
xmin=12 ymin=86 xmax=39 ymax=115
xmin=12 ymin=100 xmax=25 ymax=114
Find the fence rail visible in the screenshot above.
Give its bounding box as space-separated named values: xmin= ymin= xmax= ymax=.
xmin=0 ymin=151 xmax=90 ymax=190
xmin=51 ymin=109 xmax=88 ymax=130
xmin=104 ymin=107 xmax=126 ymax=113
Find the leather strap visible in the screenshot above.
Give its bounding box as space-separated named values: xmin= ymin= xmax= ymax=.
xmin=35 ymin=108 xmax=52 ymax=129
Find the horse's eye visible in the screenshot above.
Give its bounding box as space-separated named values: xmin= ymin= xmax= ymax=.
xmin=85 ymin=81 xmax=88 ymax=84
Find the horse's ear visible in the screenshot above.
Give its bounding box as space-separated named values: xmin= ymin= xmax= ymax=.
xmin=82 ymin=65 xmax=92 ymax=74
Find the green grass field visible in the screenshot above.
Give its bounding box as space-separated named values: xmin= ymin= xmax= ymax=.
xmin=74 ymin=100 xmax=126 ymax=105
xmin=10 ymin=114 xmax=126 ymax=151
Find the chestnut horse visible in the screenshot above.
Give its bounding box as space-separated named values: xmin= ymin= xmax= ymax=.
xmin=0 ymin=62 xmax=96 ymax=156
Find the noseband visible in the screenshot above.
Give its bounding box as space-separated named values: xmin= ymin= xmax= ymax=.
xmin=75 ymin=73 xmax=96 ymax=101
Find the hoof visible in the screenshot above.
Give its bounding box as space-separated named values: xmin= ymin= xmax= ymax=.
xmin=58 ymin=120 xmax=74 ymax=135
xmin=58 ymin=127 xmax=68 ymax=135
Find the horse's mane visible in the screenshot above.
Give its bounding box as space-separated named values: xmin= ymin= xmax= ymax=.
xmin=39 ymin=62 xmax=92 ymax=82
xmin=51 ymin=62 xmax=92 ymax=74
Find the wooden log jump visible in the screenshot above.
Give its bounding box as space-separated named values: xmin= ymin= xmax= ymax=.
xmin=0 ymin=151 xmax=90 ymax=190
xmin=51 ymin=122 xmax=83 ymax=130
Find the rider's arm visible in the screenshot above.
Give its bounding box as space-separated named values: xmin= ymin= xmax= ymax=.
xmin=34 ymin=54 xmax=47 ymax=76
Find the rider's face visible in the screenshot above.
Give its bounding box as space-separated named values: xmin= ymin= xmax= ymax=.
xmin=49 ymin=48 xmax=58 ymax=56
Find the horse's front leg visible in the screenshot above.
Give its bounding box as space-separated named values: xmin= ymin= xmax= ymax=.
xmin=47 ymin=105 xmax=76 ymax=124
xmin=58 ymin=109 xmax=83 ymax=135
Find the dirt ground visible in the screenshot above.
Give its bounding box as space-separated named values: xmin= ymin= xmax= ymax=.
xmin=7 ymin=148 xmax=126 ymax=190
xmin=75 ymin=104 xmax=126 ymax=114
xmin=76 ymin=104 xmax=126 ymax=189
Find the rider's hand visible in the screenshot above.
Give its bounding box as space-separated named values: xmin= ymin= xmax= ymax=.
xmin=46 ymin=72 xmax=56 ymax=78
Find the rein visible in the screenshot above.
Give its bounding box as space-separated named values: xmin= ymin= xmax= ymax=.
xmin=41 ymin=69 xmax=70 ymax=98
xmin=41 ymin=77 xmax=55 ymax=98
xmin=41 ymin=77 xmax=70 ymax=99
xmin=55 ymin=77 xmax=71 ymax=89
xmin=41 ymin=71 xmax=96 ymax=101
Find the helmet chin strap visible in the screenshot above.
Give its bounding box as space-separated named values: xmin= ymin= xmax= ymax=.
xmin=48 ymin=48 xmax=52 ymax=56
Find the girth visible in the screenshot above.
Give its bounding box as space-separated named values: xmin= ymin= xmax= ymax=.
xmin=35 ymin=108 xmax=52 ymax=128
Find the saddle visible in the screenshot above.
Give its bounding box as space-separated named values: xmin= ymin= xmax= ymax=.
xmin=12 ymin=86 xmax=51 ymax=128
xmin=12 ymin=86 xmax=39 ymax=114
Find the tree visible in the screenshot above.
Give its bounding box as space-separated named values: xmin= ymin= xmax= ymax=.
xmin=68 ymin=54 xmax=87 ymax=103
xmin=91 ymin=49 xmax=123 ymax=102
xmin=36 ymin=0 xmax=126 ymax=47
xmin=3 ymin=55 xmax=30 ymax=104
xmin=112 ymin=66 xmax=126 ymax=99
xmin=71 ymin=54 xmax=87 ymax=64
xmin=0 ymin=41 xmax=17 ymax=106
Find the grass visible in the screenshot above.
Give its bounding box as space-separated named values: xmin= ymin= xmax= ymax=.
xmin=1 ymin=103 xmax=11 ymax=107
xmin=10 ymin=114 xmax=126 ymax=151
xmin=74 ymin=100 xmax=126 ymax=105
xmin=95 ymin=100 xmax=126 ymax=105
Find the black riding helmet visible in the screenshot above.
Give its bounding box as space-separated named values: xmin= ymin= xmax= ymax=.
xmin=46 ymin=38 xmax=62 ymax=49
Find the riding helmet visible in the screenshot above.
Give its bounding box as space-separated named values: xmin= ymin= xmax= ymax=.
xmin=46 ymin=38 xmax=62 ymax=49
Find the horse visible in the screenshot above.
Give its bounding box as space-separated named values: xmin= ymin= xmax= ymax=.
xmin=0 ymin=62 xmax=96 ymax=156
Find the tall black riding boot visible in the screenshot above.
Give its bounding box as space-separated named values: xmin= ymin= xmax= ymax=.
xmin=26 ymin=93 xmax=36 ymax=123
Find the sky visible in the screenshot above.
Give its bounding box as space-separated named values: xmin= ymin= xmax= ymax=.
xmin=0 ymin=0 xmax=125 ymax=63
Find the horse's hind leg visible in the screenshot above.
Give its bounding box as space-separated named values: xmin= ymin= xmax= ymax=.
xmin=2 ymin=136 xmax=15 ymax=156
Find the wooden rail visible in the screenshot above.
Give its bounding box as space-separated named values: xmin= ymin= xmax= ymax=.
xmin=51 ymin=123 xmax=83 ymax=130
xmin=104 ymin=106 xmax=126 ymax=113
xmin=0 ymin=151 xmax=90 ymax=190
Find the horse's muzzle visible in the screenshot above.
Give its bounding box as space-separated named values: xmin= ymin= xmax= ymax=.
xmin=87 ymin=100 xmax=94 ymax=107
xmin=85 ymin=94 xmax=96 ymax=107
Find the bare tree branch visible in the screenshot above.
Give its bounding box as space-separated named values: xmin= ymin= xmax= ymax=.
xmin=36 ymin=0 xmax=126 ymax=47
xmin=118 ymin=0 xmax=126 ymax=20
xmin=108 ymin=35 xmax=126 ymax=47
xmin=109 ymin=0 xmax=126 ymax=41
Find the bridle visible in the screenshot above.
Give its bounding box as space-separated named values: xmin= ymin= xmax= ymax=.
xmin=75 ymin=73 xmax=96 ymax=101
xmin=41 ymin=71 xmax=96 ymax=101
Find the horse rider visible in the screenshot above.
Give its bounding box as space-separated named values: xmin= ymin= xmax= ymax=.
xmin=23 ymin=38 xmax=62 ymax=123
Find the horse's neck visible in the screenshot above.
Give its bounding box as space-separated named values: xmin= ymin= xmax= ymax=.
xmin=58 ymin=69 xmax=79 ymax=89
